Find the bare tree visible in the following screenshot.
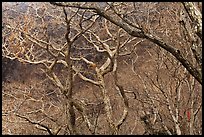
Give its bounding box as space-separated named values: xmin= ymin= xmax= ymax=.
xmin=2 ymin=2 xmax=202 ymax=135
xmin=50 ymin=2 xmax=202 ymax=84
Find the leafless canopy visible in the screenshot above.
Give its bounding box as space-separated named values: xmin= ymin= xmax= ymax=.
xmin=2 ymin=2 xmax=202 ymax=135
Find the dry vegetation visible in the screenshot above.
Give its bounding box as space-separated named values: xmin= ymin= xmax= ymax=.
xmin=2 ymin=2 xmax=202 ymax=135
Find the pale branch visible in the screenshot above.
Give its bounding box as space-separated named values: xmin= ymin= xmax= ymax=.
xmin=157 ymin=112 xmax=173 ymax=135
xmin=81 ymin=56 xmax=97 ymax=68
xmin=179 ymin=12 xmax=202 ymax=69
xmin=114 ymin=80 xmax=128 ymax=130
xmin=48 ymin=58 xmax=57 ymax=71
xmin=43 ymin=70 xmax=64 ymax=92
xmin=99 ymin=58 xmax=112 ymax=76
xmin=119 ymin=36 xmax=135 ymax=49
xmin=2 ymin=54 xmax=49 ymax=68
xmin=119 ymin=39 xmax=146 ymax=56
xmin=82 ymin=30 xmax=116 ymax=75
xmin=88 ymin=30 xmax=116 ymax=57
xmin=113 ymin=30 xmax=129 ymax=130
xmin=104 ymin=19 xmax=113 ymax=38
xmin=182 ymin=2 xmax=202 ymax=40
xmin=174 ymin=79 xmax=182 ymax=123
xmin=71 ymin=99 xmax=95 ymax=133
xmin=56 ymin=60 xmax=68 ymax=67
xmin=82 ymin=33 xmax=107 ymax=53
xmin=72 ymin=66 xmax=100 ymax=86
